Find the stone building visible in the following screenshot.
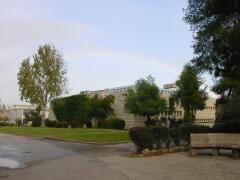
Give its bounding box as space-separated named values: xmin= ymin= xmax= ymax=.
xmin=49 ymin=84 xmax=216 ymax=129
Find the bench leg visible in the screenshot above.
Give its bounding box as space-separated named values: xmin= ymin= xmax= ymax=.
xmin=190 ymin=148 xmax=198 ymax=157
xmin=212 ymin=148 xmax=219 ymax=156
xmin=232 ymin=150 xmax=239 ymax=158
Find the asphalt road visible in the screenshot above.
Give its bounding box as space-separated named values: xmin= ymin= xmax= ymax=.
xmin=0 ymin=133 xmax=239 ymax=180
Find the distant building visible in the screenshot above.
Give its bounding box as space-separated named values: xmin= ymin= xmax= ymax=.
xmin=7 ymin=105 xmax=36 ymax=124
xmin=0 ymin=104 xmax=8 ymax=121
xmin=6 ymin=105 xmax=49 ymax=124
xmin=49 ymin=84 xmax=216 ymax=129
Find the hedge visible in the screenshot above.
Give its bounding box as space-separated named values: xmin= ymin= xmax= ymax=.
xmin=129 ymin=127 xmax=154 ymax=152
xmin=212 ymin=121 xmax=240 ymax=133
xmin=0 ymin=122 xmax=15 ymax=126
xmin=129 ymin=125 xmax=212 ymax=152
xmin=45 ymin=119 xmax=69 ymax=128
xmin=100 ymin=118 xmax=125 ymax=130
xmin=51 ymin=93 xmax=90 ymax=126
xmin=24 ymin=110 xmax=42 ymax=127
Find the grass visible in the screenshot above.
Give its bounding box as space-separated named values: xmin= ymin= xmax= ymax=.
xmin=0 ymin=126 xmax=130 ymax=144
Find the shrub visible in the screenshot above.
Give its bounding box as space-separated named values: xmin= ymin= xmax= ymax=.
xmin=15 ymin=119 xmax=22 ymax=126
xmin=144 ymin=119 xmax=157 ymax=126
xmin=45 ymin=119 xmax=69 ymax=128
xmin=169 ymin=127 xmax=181 ymax=146
xmin=32 ymin=119 xmax=41 ymax=127
xmin=45 ymin=119 xmax=57 ymax=127
xmin=129 ymin=127 xmax=154 ymax=152
xmin=85 ymin=121 xmax=92 ymax=128
xmin=0 ymin=122 xmax=9 ymax=126
xmin=24 ymin=110 xmax=42 ymax=127
xmin=147 ymin=126 xmax=169 ymax=148
xmin=212 ymin=120 xmax=240 ymax=133
xmin=70 ymin=121 xmax=83 ymax=128
xmin=100 ymin=118 xmax=125 ymax=130
xmin=169 ymin=118 xmax=184 ymax=128
xmin=129 ymin=125 xmax=212 ymax=152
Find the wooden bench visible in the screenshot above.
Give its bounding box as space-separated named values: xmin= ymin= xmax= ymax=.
xmin=190 ymin=133 xmax=240 ymax=158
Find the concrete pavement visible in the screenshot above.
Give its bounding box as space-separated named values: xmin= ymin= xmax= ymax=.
xmin=0 ymin=133 xmax=239 ymax=180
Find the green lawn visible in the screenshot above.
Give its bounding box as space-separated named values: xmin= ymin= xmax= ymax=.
xmin=0 ymin=127 xmax=130 ymax=144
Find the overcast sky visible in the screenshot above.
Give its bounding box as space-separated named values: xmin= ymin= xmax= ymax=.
xmin=0 ymin=0 xmax=215 ymax=105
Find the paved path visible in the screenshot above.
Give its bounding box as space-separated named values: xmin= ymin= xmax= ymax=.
xmin=0 ymin=133 xmax=240 ymax=180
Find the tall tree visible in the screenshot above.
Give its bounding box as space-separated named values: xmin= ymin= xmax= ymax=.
xmin=184 ymin=0 xmax=240 ymax=97
xmin=18 ymin=44 xmax=68 ymax=126
xmin=175 ymin=65 xmax=207 ymax=123
xmin=124 ymin=75 xmax=167 ymax=122
xmin=88 ymin=94 xmax=115 ymax=127
xmin=168 ymin=94 xmax=176 ymax=117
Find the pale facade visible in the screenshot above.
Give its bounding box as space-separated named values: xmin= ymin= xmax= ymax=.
xmin=6 ymin=105 xmax=49 ymax=124
xmin=159 ymin=91 xmax=216 ymax=127
xmin=0 ymin=104 xmax=8 ymax=121
xmin=48 ymin=84 xmax=216 ymax=129
xmin=7 ymin=105 xmax=36 ymax=124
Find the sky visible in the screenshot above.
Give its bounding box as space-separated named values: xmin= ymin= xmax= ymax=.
xmin=0 ymin=0 xmax=215 ymax=105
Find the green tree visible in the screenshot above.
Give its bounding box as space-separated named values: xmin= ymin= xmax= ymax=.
xmin=18 ymin=44 xmax=68 ymax=126
xmin=24 ymin=110 xmax=42 ymax=127
xmin=184 ymin=0 xmax=240 ymax=97
xmin=175 ymin=65 xmax=207 ymax=123
xmin=168 ymin=94 xmax=176 ymax=117
xmin=88 ymin=94 xmax=115 ymax=127
xmin=124 ymin=75 xmax=167 ymax=123
xmin=216 ymin=95 xmax=240 ymax=123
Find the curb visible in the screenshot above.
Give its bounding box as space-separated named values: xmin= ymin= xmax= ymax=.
xmin=0 ymin=132 xmax=131 ymax=145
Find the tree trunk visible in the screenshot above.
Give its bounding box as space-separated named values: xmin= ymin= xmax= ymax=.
xmin=147 ymin=115 xmax=151 ymax=121
xmin=94 ymin=118 xmax=97 ymax=128
xmin=41 ymin=106 xmax=46 ymax=127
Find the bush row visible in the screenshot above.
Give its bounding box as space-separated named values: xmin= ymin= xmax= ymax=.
xmin=44 ymin=118 xmax=126 ymax=129
xmin=129 ymin=125 xmax=211 ymax=152
xmin=212 ymin=121 xmax=240 ymax=133
xmin=100 ymin=118 xmax=125 ymax=130
xmin=0 ymin=122 xmax=15 ymax=126
xmin=45 ymin=120 xmax=69 ymax=128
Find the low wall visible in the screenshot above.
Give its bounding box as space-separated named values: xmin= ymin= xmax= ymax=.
xmin=190 ymin=133 xmax=240 ymax=157
xmin=191 ymin=133 xmax=240 ymax=148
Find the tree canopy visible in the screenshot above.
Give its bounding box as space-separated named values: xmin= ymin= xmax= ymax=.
xmin=175 ymin=65 xmax=208 ymax=122
xmin=184 ymin=0 xmax=240 ymax=98
xmin=18 ymin=44 xmax=68 ymax=126
xmin=124 ymin=75 xmax=167 ymax=122
xmin=88 ymin=94 xmax=115 ymax=127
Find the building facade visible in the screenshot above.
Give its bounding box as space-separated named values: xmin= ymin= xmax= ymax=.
xmin=0 ymin=104 xmax=8 ymax=122
xmin=7 ymin=105 xmax=50 ymax=124
xmin=7 ymin=105 xmax=36 ymax=124
xmin=48 ymin=84 xmax=216 ymax=129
